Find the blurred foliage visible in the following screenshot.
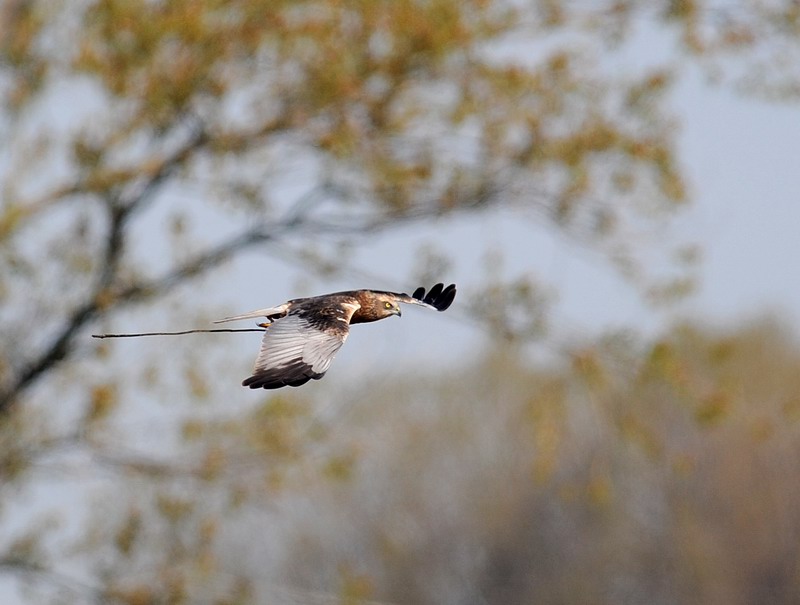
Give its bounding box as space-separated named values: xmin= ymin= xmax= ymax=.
xmin=63 ymin=317 xmax=800 ymax=604
xmin=272 ymin=318 xmax=800 ymax=605
xmin=1 ymin=0 xmax=800 ymax=603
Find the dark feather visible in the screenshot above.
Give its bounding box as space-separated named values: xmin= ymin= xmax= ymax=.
xmin=411 ymin=283 xmax=456 ymax=311
xmin=242 ymin=358 xmax=325 ymax=389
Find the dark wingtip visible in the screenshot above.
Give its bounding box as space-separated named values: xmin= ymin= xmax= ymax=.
xmin=438 ymin=283 xmax=457 ymax=311
xmin=412 ymin=283 xmax=456 ymax=311
xmin=242 ymin=370 xmax=324 ymax=389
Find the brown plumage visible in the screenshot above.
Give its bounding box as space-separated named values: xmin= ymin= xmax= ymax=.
xmin=213 ymin=283 xmax=456 ymax=389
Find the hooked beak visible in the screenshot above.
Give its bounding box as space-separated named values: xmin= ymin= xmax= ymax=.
xmin=394 ymin=306 xmax=402 ymax=317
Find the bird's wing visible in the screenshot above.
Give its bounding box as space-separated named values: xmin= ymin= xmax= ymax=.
xmin=212 ymin=303 xmax=290 ymax=324
xmin=393 ymin=283 xmax=457 ymax=312
xmin=242 ymin=300 xmax=360 ymax=389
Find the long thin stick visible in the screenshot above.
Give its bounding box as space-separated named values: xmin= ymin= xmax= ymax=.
xmin=92 ymin=328 xmax=265 ymax=339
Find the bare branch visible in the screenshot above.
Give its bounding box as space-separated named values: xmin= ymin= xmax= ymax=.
xmin=114 ymin=227 xmax=272 ymax=303
xmin=0 ymin=558 xmax=108 ymax=604
xmin=0 ymin=174 xmax=501 ymax=413
xmin=0 ymin=299 xmax=101 ymax=413
xmin=0 ymin=124 xmax=211 ymax=414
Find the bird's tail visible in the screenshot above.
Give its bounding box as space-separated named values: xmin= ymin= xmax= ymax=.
xmin=212 ymin=304 xmax=289 ymax=324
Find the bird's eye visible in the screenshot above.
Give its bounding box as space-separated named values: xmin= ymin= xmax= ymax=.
xmin=384 ymin=302 xmax=393 ymax=309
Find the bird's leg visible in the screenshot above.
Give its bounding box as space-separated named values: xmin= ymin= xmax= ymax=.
xmin=257 ymin=321 xmax=271 ymax=329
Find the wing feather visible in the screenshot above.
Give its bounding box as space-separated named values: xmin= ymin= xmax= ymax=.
xmin=394 ymin=283 xmax=456 ymax=312
xmin=242 ymin=300 xmax=359 ymax=389
xmin=212 ymin=303 xmax=290 ymax=324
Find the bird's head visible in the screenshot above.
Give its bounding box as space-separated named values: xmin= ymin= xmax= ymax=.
xmin=376 ymin=295 xmax=402 ymax=318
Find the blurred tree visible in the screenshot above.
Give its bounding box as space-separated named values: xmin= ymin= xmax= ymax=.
xmin=0 ymin=0 xmax=799 ymax=602
xmin=274 ymin=319 xmax=800 ymax=605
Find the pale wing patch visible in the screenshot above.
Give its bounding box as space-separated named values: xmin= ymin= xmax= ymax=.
xmin=243 ymin=301 xmax=359 ymax=389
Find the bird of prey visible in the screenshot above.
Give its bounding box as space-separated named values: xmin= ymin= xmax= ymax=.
xmin=213 ymin=283 xmax=456 ymax=389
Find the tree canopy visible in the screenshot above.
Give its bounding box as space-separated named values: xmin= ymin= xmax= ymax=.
xmin=1 ymin=0 xmax=800 ymax=603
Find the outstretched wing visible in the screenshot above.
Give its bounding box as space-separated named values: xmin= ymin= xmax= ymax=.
xmin=242 ymin=300 xmax=360 ymax=389
xmin=394 ymin=283 xmax=456 ymax=312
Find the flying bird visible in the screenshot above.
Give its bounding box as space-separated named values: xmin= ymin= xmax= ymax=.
xmin=212 ymin=283 xmax=456 ymax=389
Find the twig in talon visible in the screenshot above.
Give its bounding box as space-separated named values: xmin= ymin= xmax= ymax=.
xmin=92 ymin=328 xmax=266 ymax=339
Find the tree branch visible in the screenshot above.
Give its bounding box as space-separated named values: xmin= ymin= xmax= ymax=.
xmin=0 ymin=558 xmax=108 ymax=603
xmin=0 ymin=174 xmax=501 ymax=413
xmin=114 ymin=227 xmax=272 ymax=303
xmin=0 ymin=124 xmax=210 ymax=414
